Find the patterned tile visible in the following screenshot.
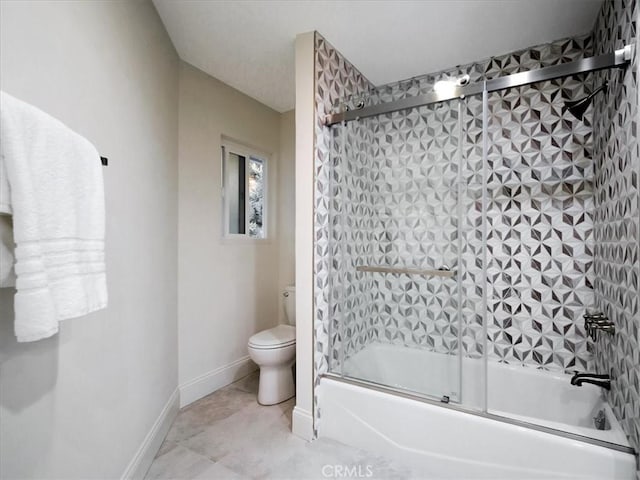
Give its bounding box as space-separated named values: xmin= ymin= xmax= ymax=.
xmin=318 ymin=34 xmax=595 ymax=374
xmin=591 ymin=0 xmax=640 ymax=455
xmin=314 ymin=33 xmax=375 ymax=431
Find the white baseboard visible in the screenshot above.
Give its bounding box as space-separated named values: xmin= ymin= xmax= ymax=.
xmin=121 ymin=388 xmax=179 ymax=480
xmin=292 ymin=406 xmax=314 ymax=441
xmin=179 ymin=356 xmax=257 ymax=407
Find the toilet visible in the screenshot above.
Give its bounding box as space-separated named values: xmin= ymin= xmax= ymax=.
xmin=248 ymin=286 xmax=296 ymax=405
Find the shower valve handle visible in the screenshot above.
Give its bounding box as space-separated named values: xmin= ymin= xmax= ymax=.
xmin=583 ymin=313 xmax=615 ymax=340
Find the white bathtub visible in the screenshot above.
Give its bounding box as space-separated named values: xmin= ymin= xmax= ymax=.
xmin=319 ymin=342 xmax=636 ymax=479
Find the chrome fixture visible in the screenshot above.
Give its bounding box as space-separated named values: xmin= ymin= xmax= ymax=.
xmin=356 ymin=265 xmax=455 ymax=278
xmin=584 ymin=312 xmax=616 ymax=340
xmin=434 ymin=75 xmax=470 ymax=95
xmin=564 ymin=81 xmax=608 ymax=120
xmin=570 ymin=372 xmax=611 ymax=390
xmin=332 ymin=96 xmax=366 ymax=115
xmin=456 ymin=74 xmax=470 ymax=86
xmin=324 ymin=45 xmax=633 ymax=126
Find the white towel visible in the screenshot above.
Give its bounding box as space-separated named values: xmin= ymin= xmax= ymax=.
xmin=0 ymin=140 xmax=11 ymax=214
xmin=0 ymin=123 xmax=16 ymax=288
xmin=0 ymin=214 xmax=16 ymax=288
xmin=0 ymin=121 xmax=16 ymax=289
xmin=0 ymin=91 xmax=107 ymax=342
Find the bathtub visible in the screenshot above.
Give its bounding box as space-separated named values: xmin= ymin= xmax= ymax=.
xmin=318 ymin=342 xmax=637 ymax=479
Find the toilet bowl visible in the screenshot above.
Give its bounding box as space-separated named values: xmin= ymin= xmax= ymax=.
xmin=248 ymin=286 xmax=296 ymax=405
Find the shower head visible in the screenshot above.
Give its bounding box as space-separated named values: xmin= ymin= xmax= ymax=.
xmin=564 ymin=81 xmax=608 ymax=120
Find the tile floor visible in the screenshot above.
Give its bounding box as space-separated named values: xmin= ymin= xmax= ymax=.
xmin=145 ymin=372 xmax=423 ymax=480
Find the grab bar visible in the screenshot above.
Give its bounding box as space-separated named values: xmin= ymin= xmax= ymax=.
xmin=356 ymin=265 xmax=455 ymax=278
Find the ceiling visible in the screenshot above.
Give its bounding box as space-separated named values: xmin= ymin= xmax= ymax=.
xmin=153 ymin=0 xmax=603 ymax=113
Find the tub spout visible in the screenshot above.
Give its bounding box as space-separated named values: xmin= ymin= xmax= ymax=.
xmin=570 ymin=372 xmax=611 ymax=390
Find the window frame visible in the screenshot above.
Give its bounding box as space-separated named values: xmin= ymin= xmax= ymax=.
xmin=221 ymin=139 xmax=269 ymax=241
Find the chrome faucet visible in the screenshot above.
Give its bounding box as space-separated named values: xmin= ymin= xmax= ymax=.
xmin=570 ymin=371 xmax=611 ymax=390
xmin=583 ymin=312 xmax=615 ymax=340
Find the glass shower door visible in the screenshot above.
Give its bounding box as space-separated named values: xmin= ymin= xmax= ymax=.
xmin=328 ymin=97 xmax=465 ymax=404
xmin=481 ymin=78 xmax=633 ymax=449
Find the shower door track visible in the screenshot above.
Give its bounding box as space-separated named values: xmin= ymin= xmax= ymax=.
xmin=321 ymin=372 xmax=636 ymax=455
xmin=324 ymin=44 xmax=633 ymax=126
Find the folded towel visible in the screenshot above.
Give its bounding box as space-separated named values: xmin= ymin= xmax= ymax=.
xmin=0 ymin=141 xmax=11 ymax=215
xmin=0 ymin=214 xmax=16 ymax=288
xmin=0 ymin=129 xmax=16 ymax=288
xmin=0 ymin=91 xmax=107 ymax=342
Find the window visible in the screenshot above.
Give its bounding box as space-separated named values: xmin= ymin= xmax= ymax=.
xmin=222 ymin=140 xmax=268 ymax=239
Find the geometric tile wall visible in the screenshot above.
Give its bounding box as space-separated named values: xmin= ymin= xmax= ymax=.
xmin=370 ymin=35 xmax=596 ymax=372
xmin=369 ymin=37 xmax=597 ymax=371
xmin=591 ymin=0 xmax=640 ymax=455
xmin=365 ymin=100 xmax=464 ymax=359
xmin=326 ymin=117 xmax=377 ymax=366
xmin=313 ymin=33 xmax=375 ymax=428
xmin=484 ymin=72 xmax=596 ymax=371
xmin=365 ymin=37 xmax=597 ymax=374
xmin=317 ymin=33 xmax=597 ymax=381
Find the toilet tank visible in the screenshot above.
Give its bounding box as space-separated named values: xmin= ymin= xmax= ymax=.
xmin=283 ymin=286 xmax=295 ymax=325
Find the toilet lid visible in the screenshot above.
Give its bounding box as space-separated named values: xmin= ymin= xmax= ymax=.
xmin=249 ymin=325 xmax=296 ymax=349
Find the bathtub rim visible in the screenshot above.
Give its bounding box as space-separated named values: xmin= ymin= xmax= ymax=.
xmin=322 ymin=372 xmax=636 ymax=455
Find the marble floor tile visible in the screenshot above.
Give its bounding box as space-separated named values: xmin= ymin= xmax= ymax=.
xmin=145 ymin=445 xmax=218 ymax=480
xmin=165 ymin=387 xmax=257 ymax=444
xmin=191 ymin=462 xmax=249 ymax=480
xmin=183 ymin=398 xmax=294 ymax=461
xmin=145 ymin=372 xmax=425 ymax=480
xmin=229 ymin=371 xmax=260 ymax=394
xmin=215 ymin=415 xmax=307 ymax=478
xmin=156 ymin=439 xmax=179 ymax=458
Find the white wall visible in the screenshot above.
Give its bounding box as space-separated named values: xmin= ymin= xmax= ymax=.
xmin=0 ymin=1 xmax=179 ymax=479
xmin=278 ymin=110 xmax=296 ymax=322
xmin=178 ymin=62 xmax=292 ymax=405
xmin=292 ymin=32 xmax=315 ymax=440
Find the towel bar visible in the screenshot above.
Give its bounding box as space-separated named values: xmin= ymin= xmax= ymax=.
xmin=356 ymin=265 xmax=455 ymax=278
